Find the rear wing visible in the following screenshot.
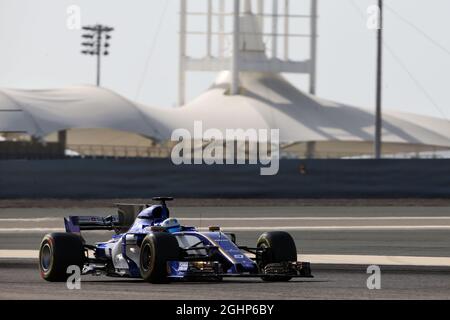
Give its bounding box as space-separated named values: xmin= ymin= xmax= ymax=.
xmin=64 ymin=203 xmax=147 ymax=234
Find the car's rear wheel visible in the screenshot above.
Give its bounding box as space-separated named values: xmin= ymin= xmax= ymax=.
xmin=139 ymin=232 xmax=180 ymax=283
xmin=256 ymin=231 xmax=297 ymax=282
xmin=39 ymin=233 xmax=85 ymax=282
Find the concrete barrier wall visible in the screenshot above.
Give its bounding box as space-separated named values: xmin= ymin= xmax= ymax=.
xmin=0 ymin=159 xmax=449 ymax=198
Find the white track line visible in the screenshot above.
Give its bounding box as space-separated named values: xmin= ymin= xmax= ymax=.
xmin=1 ymin=225 xmax=450 ymax=233
xmin=181 ymin=217 xmax=450 ymax=221
xmin=301 ymin=254 xmax=450 ymax=267
xmin=0 ymin=228 xmax=104 ymax=233
xmin=0 ymin=250 xmax=38 ymax=259
xmin=2 ymin=216 xmax=450 ymax=222
xmin=0 ymin=218 xmax=61 ymax=222
xmin=1 ymin=250 xmax=449 ymax=267
xmin=0 ymin=228 xmax=64 ymax=233
xmin=205 ymin=226 xmax=450 ymax=231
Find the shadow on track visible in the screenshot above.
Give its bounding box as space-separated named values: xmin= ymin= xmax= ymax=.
xmin=80 ymin=278 xmax=327 ymax=285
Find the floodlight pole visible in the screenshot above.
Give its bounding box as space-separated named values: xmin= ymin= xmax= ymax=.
xmin=271 ymin=0 xmax=278 ymax=59
xmin=178 ymin=0 xmax=187 ymax=106
xmin=96 ymin=27 xmax=102 ymax=86
xmin=81 ymin=24 xmax=113 ymax=87
xmin=374 ymin=0 xmax=383 ymax=159
xmin=230 ymin=0 xmax=240 ymax=95
xmin=309 ymin=0 xmax=318 ymax=95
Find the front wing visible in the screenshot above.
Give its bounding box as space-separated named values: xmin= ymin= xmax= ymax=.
xmin=167 ymin=261 xmax=313 ymax=279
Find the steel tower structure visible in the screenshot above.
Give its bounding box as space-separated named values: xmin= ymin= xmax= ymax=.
xmin=177 ymin=0 xmax=318 ymax=106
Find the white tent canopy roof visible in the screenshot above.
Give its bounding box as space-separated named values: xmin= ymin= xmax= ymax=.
xmin=0 ymin=86 xmax=168 ymax=140
xmin=1 ymin=71 xmax=450 ymax=148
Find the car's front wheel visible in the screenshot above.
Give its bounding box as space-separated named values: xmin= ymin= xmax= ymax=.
xmin=256 ymin=231 xmax=297 ymax=282
xmin=139 ymin=232 xmax=180 ymax=283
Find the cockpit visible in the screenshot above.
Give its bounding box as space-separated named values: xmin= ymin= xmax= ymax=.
xmin=129 ymin=205 xmax=169 ymax=232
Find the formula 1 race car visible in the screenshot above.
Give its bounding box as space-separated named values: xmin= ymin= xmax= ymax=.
xmin=38 ymin=197 xmax=312 ymax=283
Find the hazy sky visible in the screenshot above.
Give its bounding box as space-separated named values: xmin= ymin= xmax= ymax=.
xmin=0 ymin=0 xmax=449 ymax=120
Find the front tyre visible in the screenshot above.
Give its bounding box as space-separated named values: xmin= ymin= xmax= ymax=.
xmin=39 ymin=233 xmax=85 ymax=282
xmin=256 ymin=231 xmax=297 ymax=282
xmin=139 ymin=232 xmax=180 ymax=283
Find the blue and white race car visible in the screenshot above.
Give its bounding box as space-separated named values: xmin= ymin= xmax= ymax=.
xmin=39 ymin=197 xmax=312 ymax=283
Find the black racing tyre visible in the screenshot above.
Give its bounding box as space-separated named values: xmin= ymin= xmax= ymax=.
xmin=139 ymin=232 xmax=180 ymax=283
xmin=39 ymin=233 xmax=85 ymax=282
xmin=256 ymin=231 xmax=297 ymax=282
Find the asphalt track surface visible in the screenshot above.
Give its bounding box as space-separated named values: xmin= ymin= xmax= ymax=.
xmin=1 ymin=260 xmax=449 ymax=299
xmin=0 ymin=206 xmax=449 ymax=299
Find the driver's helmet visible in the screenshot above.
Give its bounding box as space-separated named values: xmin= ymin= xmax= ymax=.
xmin=159 ymin=218 xmax=181 ymax=233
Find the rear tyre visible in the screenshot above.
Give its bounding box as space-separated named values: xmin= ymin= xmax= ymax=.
xmin=39 ymin=233 xmax=85 ymax=282
xmin=256 ymin=231 xmax=297 ymax=282
xmin=139 ymin=232 xmax=180 ymax=283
